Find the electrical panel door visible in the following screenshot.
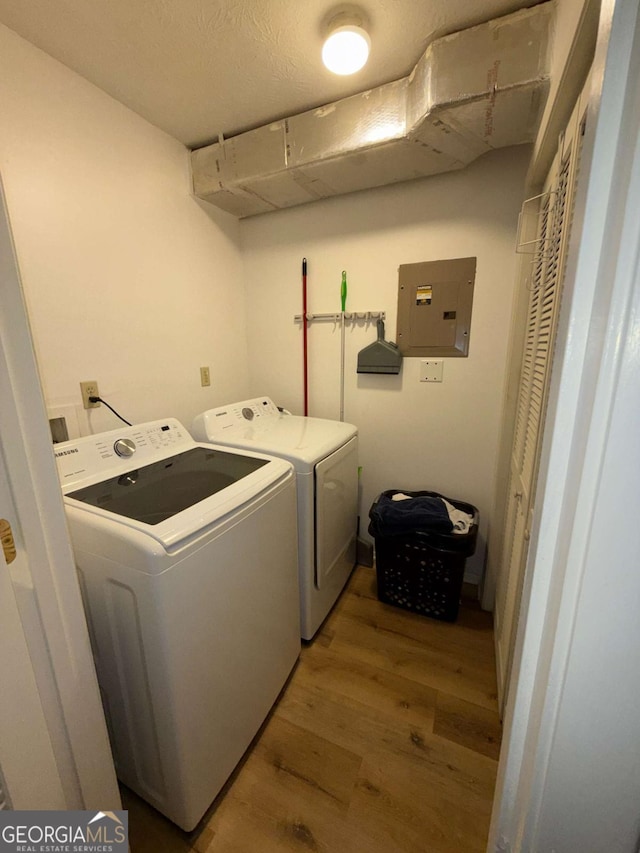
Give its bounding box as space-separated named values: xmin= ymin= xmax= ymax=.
xmin=396 ymin=257 xmax=476 ymax=357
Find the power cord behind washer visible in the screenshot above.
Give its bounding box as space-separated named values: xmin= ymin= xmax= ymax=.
xmin=89 ymin=396 xmax=132 ymax=426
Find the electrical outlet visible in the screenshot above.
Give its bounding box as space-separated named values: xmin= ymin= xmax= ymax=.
xmin=80 ymin=380 xmax=100 ymax=409
xmin=200 ymin=366 xmax=211 ymax=387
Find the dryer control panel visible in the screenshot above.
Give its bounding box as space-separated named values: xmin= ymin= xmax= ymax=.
xmin=196 ymin=397 xmax=281 ymax=438
xmin=55 ymin=419 xmax=193 ymax=488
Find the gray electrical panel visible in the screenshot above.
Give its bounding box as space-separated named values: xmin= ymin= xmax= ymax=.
xmin=396 ymin=257 xmax=476 ymax=357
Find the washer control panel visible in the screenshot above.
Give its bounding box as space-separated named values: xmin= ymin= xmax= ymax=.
xmin=55 ymin=419 xmax=192 ymax=486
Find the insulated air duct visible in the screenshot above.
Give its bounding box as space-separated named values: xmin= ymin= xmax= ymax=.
xmin=191 ymin=3 xmax=553 ymax=218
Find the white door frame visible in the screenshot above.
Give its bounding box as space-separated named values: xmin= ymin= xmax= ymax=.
xmin=489 ymin=0 xmax=640 ymax=847
xmin=0 ymin=461 xmax=65 ymax=809
xmin=0 ymin=175 xmax=120 ymax=810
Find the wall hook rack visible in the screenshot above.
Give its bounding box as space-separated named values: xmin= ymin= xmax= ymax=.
xmin=294 ymin=311 xmax=386 ymax=323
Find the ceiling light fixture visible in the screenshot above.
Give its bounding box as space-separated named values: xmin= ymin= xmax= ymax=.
xmin=322 ymin=8 xmax=371 ymax=76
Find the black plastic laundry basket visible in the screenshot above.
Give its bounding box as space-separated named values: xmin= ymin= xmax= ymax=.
xmin=369 ymin=490 xmax=479 ymax=622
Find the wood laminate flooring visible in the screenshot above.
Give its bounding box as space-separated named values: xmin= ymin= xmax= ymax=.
xmin=123 ymin=565 xmax=502 ymax=853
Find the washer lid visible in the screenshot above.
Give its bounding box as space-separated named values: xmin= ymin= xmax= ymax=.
xmin=67 ymin=446 xmax=269 ymax=525
xmin=64 ymin=447 xmax=292 ymax=550
xmin=56 ymin=419 xmax=292 ymax=549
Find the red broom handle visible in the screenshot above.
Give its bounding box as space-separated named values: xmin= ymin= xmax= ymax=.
xmin=302 ymin=258 xmax=309 ymax=416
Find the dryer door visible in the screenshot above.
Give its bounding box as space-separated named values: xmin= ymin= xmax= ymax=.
xmin=315 ymin=437 xmax=358 ymax=588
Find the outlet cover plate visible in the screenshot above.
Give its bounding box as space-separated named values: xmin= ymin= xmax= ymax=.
xmin=420 ymin=360 xmax=444 ymax=382
xmin=80 ymin=380 xmax=100 ymax=409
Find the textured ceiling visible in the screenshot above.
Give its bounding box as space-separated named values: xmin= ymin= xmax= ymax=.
xmin=0 ymin=0 xmax=547 ymax=149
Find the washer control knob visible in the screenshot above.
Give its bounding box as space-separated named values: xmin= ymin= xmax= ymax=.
xmin=242 ymin=407 xmax=254 ymax=421
xmin=114 ymin=438 xmax=136 ymax=458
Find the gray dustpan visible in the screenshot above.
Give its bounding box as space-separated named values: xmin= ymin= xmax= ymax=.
xmin=357 ymin=319 xmax=403 ymax=374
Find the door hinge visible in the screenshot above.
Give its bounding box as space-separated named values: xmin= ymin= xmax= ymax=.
xmin=0 ymin=519 xmax=16 ymax=565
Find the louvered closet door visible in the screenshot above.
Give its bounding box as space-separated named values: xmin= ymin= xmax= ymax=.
xmin=494 ymin=163 xmax=557 ymax=703
xmin=495 ymin=88 xmax=588 ymax=709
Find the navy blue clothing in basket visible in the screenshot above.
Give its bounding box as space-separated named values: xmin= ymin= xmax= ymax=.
xmin=368 ymin=491 xmax=452 ymax=537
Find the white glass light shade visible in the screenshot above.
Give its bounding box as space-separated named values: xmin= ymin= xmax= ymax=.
xmin=322 ymin=25 xmax=371 ymax=75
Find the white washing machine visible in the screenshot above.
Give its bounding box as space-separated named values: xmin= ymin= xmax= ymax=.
xmin=55 ymin=418 xmax=300 ymax=831
xmin=192 ymin=397 xmax=358 ymax=640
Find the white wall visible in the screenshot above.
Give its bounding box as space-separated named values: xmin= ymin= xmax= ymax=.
xmin=240 ymin=146 xmax=530 ymax=581
xmin=529 ymin=0 xmax=599 ymax=184
xmin=540 ymin=0 xmax=593 ymax=131
xmin=0 ymin=23 xmax=249 ymax=436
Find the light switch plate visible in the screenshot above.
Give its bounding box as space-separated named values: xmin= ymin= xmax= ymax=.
xmin=420 ymin=360 xmax=444 ymax=382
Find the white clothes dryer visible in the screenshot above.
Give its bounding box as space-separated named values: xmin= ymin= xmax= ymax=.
xmin=55 ymin=419 xmax=300 ymax=830
xmin=192 ymin=397 xmax=358 ymax=640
